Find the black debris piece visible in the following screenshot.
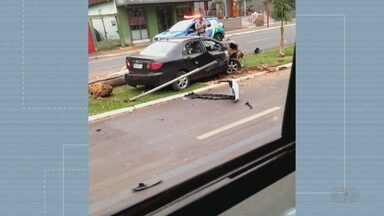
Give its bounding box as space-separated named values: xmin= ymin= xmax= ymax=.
xmin=254 ymin=47 xmax=263 ymax=54
xmin=96 ymin=129 xmax=102 ymax=132
xmin=132 ymin=180 xmax=162 ymax=192
xmin=245 ymin=101 xmax=253 ymax=109
xmin=185 ymin=92 xmax=235 ymax=100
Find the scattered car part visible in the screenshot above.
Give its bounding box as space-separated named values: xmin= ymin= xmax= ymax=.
xmin=245 ymin=101 xmax=253 ymax=109
xmin=185 ymin=92 xmax=235 ymax=100
xmin=132 ymin=180 xmax=162 ymax=192
xmin=227 ymin=79 xmax=240 ymax=102
xmin=254 ymin=47 xmax=263 ymax=54
xmin=261 ymin=64 xmax=278 ymax=73
xmin=126 ymin=61 xmax=217 ymax=102
xmin=185 ymin=80 xmax=239 ymax=103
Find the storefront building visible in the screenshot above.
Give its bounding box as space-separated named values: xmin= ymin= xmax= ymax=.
xmin=115 ymin=0 xmax=212 ymax=45
xmin=88 ymin=0 xmax=260 ymax=51
xmin=89 ymin=0 xmax=123 ymax=51
xmin=194 ymin=0 xmax=261 ymax=18
xmin=89 ymin=0 xmax=211 ymax=50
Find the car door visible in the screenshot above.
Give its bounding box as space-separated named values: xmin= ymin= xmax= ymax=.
xmin=182 ymin=40 xmax=215 ymax=80
xmin=201 ymin=39 xmax=228 ymax=74
xmin=186 ymin=22 xmax=198 ymax=36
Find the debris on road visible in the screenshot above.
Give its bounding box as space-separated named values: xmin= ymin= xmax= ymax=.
xmin=261 ymin=64 xmax=278 ymax=73
xmin=131 ymin=180 xmax=162 ymax=192
xmin=96 ymin=129 xmax=102 ymax=132
xmin=245 ymin=101 xmax=253 ymax=109
xmin=185 ymin=80 xmax=239 ymax=102
xmin=185 ymin=92 xmax=234 ymax=100
xmin=254 ymin=47 xmax=263 ymax=54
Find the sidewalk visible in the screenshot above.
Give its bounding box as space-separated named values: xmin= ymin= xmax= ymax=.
xmin=89 ymin=43 xmax=148 ymax=60
xmin=88 ymin=21 xmax=295 ymax=61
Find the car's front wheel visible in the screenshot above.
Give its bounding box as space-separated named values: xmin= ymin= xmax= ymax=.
xmin=214 ymin=33 xmax=224 ymax=41
xmin=172 ymin=71 xmax=190 ymax=91
xmin=227 ymin=59 xmax=241 ymax=74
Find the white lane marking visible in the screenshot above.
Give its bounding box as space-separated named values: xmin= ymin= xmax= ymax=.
xmin=197 ymin=106 xmax=281 ymax=140
xmin=287 ymin=209 xmax=296 ymax=215
xmin=246 ymin=37 xmax=271 ymax=44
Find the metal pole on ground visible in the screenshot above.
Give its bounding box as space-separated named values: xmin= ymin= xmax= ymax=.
xmin=128 ymin=61 xmax=218 ymax=102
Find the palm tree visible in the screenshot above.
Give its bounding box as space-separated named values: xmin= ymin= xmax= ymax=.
xmin=272 ymin=0 xmax=293 ymax=57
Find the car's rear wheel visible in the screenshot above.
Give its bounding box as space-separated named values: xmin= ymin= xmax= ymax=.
xmin=172 ymin=71 xmax=190 ymax=91
xmin=214 ymin=33 xmax=224 ymax=41
xmin=227 ymin=59 xmax=241 ymax=74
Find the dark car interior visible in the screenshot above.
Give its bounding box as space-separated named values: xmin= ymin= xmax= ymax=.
xmin=184 ymin=41 xmax=204 ymax=55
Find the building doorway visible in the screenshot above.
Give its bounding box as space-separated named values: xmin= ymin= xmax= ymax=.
xmin=176 ymin=3 xmax=192 ymax=21
xmin=156 ymin=5 xmax=174 ymax=33
xmin=127 ymin=7 xmax=149 ymax=41
xmin=89 ymin=15 xmax=121 ymax=50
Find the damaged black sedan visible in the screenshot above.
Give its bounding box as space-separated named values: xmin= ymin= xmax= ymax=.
xmin=125 ymin=37 xmax=229 ymax=91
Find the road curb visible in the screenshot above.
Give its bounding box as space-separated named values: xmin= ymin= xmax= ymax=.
xmin=277 ymin=63 xmax=293 ymax=70
xmin=89 ymin=70 xmax=127 ymax=85
xmin=88 ymin=71 xmax=269 ymax=123
xmin=89 ymin=45 xmax=148 ymax=60
xmin=89 ymin=50 xmax=139 ymax=61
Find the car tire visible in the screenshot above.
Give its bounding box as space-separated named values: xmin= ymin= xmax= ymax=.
xmin=214 ymin=33 xmax=224 ymax=41
xmin=227 ymin=59 xmax=241 ymax=74
xmin=172 ymin=71 xmax=190 ymax=91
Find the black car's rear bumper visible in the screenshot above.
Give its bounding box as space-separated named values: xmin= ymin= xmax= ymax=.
xmin=125 ymin=72 xmax=169 ymax=87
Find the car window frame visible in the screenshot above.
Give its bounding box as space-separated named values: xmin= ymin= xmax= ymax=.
xmin=202 ymin=39 xmax=225 ymax=52
xmin=182 ymin=39 xmax=205 ymax=56
xmin=113 ymin=49 xmax=296 ymax=216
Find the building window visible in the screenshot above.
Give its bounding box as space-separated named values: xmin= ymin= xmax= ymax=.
xmin=176 ymin=3 xmax=192 ymax=21
xmin=128 ymin=7 xmax=149 ymax=40
xmin=156 ymin=5 xmax=174 ymax=32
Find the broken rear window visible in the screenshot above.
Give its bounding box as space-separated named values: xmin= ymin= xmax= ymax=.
xmin=140 ymin=42 xmax=177 ymax=57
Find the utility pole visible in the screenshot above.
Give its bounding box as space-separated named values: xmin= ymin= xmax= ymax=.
xmin=263 ymin=0 xmax=271 ymax=28
xmin=244 ymin=0 xmax=247 ymax=16
xmin=224 ymin=0 xmax=228 ymax=18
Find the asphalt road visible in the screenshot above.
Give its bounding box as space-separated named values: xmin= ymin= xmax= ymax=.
xmin=89 ymin=69 xmax=291 ymax=216
xmin=88 ymin=25 xmax=296 ymax=80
